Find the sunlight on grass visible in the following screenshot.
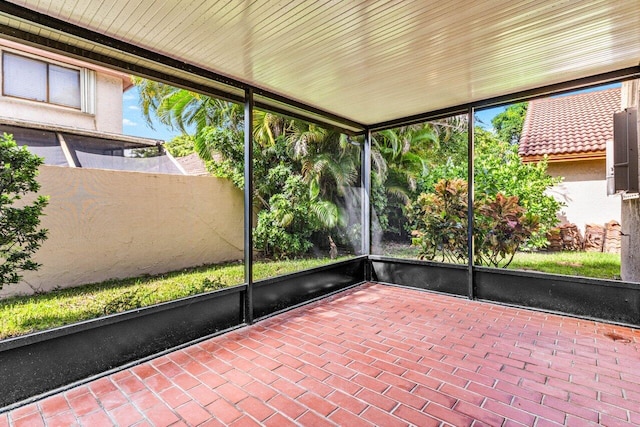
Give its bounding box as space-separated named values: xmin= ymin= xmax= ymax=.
xmin=508 ymin=251 xmax=621 ymax=280
xmin=0 ymin=252 xmax=622 ymax=340
xmin=377 ymin=243 xmax=421 ymax=259
xmin=381 ymin=244 xmax=621 ymax=279
xmin=0 ymin=257 xmax=348 ymax=340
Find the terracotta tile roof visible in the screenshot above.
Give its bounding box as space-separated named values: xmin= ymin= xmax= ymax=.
xmin=519 ymin=87 xmax=620 ymax=161
xmin=176 ymin=153 xmax=209 ymax=176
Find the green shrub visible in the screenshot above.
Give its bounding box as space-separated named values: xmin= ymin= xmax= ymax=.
xmin=409 ymin=178 xmax=539 ymax=267
xmin=409 ymin=179 xmax=469 ymax=264
xmin=254 ymin=174 xmax=320 ymax=258
xmin=0 ymin=133 xmax=49 ymax=289
xmin=163 ymin=134 xmax=196 ymax=157
xmin=418 ymin=129 xmax=562 ymax=248
xmin=474 ymin=192 xmax=539 ymax=267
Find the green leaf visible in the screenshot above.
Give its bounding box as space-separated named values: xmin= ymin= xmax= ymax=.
xmin=309 ymin=178 xmax=320 ymax=200
xmin=311 ymin=200 xmax=339 ymax=229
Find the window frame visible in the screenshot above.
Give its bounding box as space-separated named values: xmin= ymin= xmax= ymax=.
xmin=2 ymin=50 xmax=82 ymax=110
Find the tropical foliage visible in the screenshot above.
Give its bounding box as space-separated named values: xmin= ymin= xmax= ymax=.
xmin=409 ymin=178 xmax=539 ymax=267
xmin=420 ymin=128 xmax=562 ymax=248
xmin=0 ymin=133 xmax=49 ymax=289
xmin=408 ymin=179 xmax=469 ymax=264
xmin=370 ymin=117 xmax=467 ymax=240
xmin=491 ymin=102 xmax=528 ymax=144
xmin=134 ymin=78 xmax=560 ymax=261
xmin=135 ymin=79 xmax=361 ymax=258
xmin=163 ymin=134 xmax=196 ymax=157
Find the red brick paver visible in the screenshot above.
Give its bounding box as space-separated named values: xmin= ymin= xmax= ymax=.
xmin=4 ymin=283 xmax=640 ymax=425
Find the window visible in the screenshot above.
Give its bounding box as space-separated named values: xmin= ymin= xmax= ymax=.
xmin=2 ymin=52 xmax=81 ymax=109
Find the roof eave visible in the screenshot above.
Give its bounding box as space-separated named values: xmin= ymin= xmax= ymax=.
xmin=520 ymin=150 xmax=606 ymax=163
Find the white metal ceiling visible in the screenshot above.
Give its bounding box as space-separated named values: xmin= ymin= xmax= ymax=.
xmin=4 ymin=0 xmax=640 ymax=127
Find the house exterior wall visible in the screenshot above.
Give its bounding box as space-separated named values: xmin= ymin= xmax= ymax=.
xmin=0 ymin=71 xmax=124 ymax=133
xmin=546 ymin=159 xmax=620 ymax=231
xmin=0 ymin=166 xmax=244 ymax=298
xmin=620 ymin=79 xmax=640 ymax=282
xmin=94 ymin=73 xmax=125 ymax=133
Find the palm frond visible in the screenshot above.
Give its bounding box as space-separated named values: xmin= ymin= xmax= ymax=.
xmin=311 ymin=200 xmax=339 ymax=229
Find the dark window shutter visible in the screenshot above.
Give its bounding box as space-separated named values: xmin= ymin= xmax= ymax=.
xmin=613 ymin=108 xmax=639 ymax=193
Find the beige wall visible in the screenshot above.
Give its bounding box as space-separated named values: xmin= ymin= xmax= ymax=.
xmin=1 ymin=166 xmax=243 ymax=298
xmin=94 ymin=73 xmax=125 ymax=133
xmin=547 ymin=159 xmax=621 ymax=231
xmin=0 ymin=72 xmax=124 ymax=133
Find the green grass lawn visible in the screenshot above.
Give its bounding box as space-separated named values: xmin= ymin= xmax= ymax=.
xmin=0 ymin=257 xmax=348 ymax=340
xmin=0 ymin=251 xmax=622 ymax=340
xmin=379 ymin=243 xmax=621 ymax=279
xmin=508 ymin=251 xmax=621 ymax=280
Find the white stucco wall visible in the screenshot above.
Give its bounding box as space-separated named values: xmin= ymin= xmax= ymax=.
xmin=94 ymin=73 xmax=125 ymax=133
xmin=0 ymin=166 xmax=244 ymax=298
xmin=0 ymin=71 xmax=123 ymax=133
xmin=547 ymin=159 xmax=621 ymax=231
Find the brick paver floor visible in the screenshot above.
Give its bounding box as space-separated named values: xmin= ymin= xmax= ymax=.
xmin=2 ymin=283 xmax=640 ymax=426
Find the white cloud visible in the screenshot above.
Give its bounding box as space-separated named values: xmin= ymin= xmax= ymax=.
xmin=123 ymin=118 xmax=137 ymax=127
xmin=128 ymin=105 xmax=140 ymax=111
xmin=123 ymin=93 xmax=136 ymax=101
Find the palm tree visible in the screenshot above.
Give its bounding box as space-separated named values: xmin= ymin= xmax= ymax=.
xmin=370 ymin=117 xmax=468 ymax=239
xmin=134 ymin=78 xmax=361 ymax=252
xmin=133 ymin=77 xmax=243 ymax=134
xmin=287 ymin=122 xmax=361 ymax=230
xmin=373 ymin=126 xmax=434 ymax=201
xmin=289 ymin=124 xmax=359 ymax=196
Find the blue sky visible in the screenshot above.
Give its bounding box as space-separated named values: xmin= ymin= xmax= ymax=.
xmin=122 ymin=86 xmax=181 ymax=141
xmin=475 ymin=106 xmax=504 ymax=130
xmin=122 ymin=82 xmax=622 ymax=140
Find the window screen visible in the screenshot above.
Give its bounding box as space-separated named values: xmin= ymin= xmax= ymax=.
xmin=2 ymin=52 xmax=81 ymax=109
xmin=50 ymin=65 xmax=81 ymax=108
xmin=3 ymin=53 xmax=47 ymax=102
xmin=63 ymin=134 xmax=183 ymax=174
xmin=0 ymin=125 xmax=68 ymax=166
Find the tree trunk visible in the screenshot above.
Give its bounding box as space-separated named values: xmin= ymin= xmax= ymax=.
xmin=621 ymin=80 xmax=640 ymax=282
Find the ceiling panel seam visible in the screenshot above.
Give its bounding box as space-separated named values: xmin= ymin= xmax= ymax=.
xmin=0 ymin=1 xmax=366 ymax=134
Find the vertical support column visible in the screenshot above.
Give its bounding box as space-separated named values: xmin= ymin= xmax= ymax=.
xmin=361 ymin=129 xmax=372 ymax=255
xmin=361 ymin=129 xmax=372 ymax=280
xmin=244 ymin=88 xmax=254 ymax=324
xmin=467 ymin=107 xmax=475 ymax=299
xmin=621 ymin=80 xmax=640 ymax=282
